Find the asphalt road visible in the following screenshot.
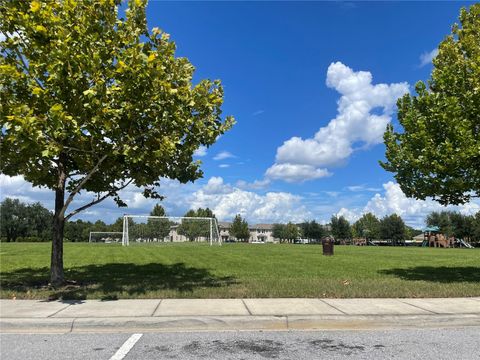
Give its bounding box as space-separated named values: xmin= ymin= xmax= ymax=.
xmin=1 ymin=327 xmax=479 ymax=360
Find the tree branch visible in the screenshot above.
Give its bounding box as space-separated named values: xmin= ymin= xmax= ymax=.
xmin=10 ymin=38 xmax=46 ymax=91
xmin=58 ymin=120 xmax=158 ymax=218
xmin=60 ymin=154 xmax=108 ymax=217
xmin=65 ymin=179 xmax=133 ymax=221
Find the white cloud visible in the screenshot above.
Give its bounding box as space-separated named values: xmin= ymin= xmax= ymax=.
xmin=326 ymin=191 xmax=340 ymax=198
xmin=190 ymin=177 xmax=312 ymax=223
xmin=219 ymin=164 xmax=230 ymax=168
xmin=193 ymin=145 xmax=207 ymax=157
xmin=213 ymin=151 xmax=235 ymax=161
xmin=201 ymin=176 xmax=233 ymax=195
xmin=0 ymin=174 xmax=52 ymax=208
xmin=419 ymin=48 xmax=439 ymax=67
xmin=253 ymin=110 xmax=265 ymax=116
xmin=347 ymin=184 xmax=382 ymax=192
xmin=236 ymin=179 xmax=271 ymax=190
xmin=265 ymin=163 xmax=331 ymax=183
xmin=336 ymin=207 xmax=361 ymax=223
xmin=266 ymin=62 xmax=409 ymax=183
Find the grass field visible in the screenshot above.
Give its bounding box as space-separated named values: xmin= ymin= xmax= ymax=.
xmin=1 ymin=242 xmax=479 ymax=300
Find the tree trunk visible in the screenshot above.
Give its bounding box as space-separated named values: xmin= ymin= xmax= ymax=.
xmin=50 ymin=154 xmax=67 ymax=287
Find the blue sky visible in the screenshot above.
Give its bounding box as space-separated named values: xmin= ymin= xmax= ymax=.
xmin=2 ymin=1 xmax=479 ymax=228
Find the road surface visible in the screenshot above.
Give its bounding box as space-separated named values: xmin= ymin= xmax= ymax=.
xmin=1 ymin=327 xmax=479 ymax=360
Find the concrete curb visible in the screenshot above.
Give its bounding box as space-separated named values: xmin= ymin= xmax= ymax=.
xmin=2 ymin=314 xmax=480 ymax=334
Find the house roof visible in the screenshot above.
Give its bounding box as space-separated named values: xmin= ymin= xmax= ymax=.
xmin=218 ymin=222 xmax=274 ymax=231
xmin=218 ymin=222 xmax=232 ymax=229
xmin=251 ymin=224 xmax=273 ymax=230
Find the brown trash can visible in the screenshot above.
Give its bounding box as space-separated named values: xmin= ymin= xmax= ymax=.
xmin=322 ymin=237 xmax=334 ymax=256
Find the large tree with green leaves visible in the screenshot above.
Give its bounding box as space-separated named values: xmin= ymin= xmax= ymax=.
xmin=0 ymin=0 xmax=233 ymax=285
xmin=382 ymin=4 xmax=480 ymax=205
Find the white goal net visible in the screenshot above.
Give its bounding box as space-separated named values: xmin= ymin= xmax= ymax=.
xmin=89 ymin=231 xmax=123 ymax=244
xmin=122 ymin=215 xmax=221 ymax=246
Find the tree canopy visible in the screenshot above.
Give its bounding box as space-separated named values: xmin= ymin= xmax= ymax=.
xmin=0 ymin=0 xmax=233 ymax=285
xmin=382 ymin=4 xmax=480 ymax=205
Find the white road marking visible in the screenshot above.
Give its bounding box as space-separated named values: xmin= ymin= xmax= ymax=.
xmin=109 ymin=333 xmax=143 ymax=360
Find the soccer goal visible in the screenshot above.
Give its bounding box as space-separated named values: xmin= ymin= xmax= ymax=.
xmin=121 ymin=215 xmax=221 ymax=246
xmin=89 ymin=231 xmax=123 ymax=244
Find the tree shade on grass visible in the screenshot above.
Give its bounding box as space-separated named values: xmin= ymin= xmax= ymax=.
xmin=1 ymin=243 xmax=479 ymax=300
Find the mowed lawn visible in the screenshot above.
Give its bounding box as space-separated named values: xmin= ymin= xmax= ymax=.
xmin=1 ymin=242 xmax=479 ymax=300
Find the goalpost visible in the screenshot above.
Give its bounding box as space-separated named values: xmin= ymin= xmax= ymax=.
xmin=89 ymin=231 xmax=123 ymax=244
xmin=122 ymin=215 xmax=221 ymax=246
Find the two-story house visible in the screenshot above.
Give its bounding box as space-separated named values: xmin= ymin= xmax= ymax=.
xmin=218 ymin=222 xmax=278 ymax=243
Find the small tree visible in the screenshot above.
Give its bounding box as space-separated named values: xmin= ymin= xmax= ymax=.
xmin=473 ymin=212 xmax=480 ymax=242
xmin=300 ymin=220 xmax=325 ymax=242
xmin=379 ymin=214 xmax=406 ymax=246
xmin=382 ymin=4 xmax=480 ymax=205
xmin=353 ymin=213 xmax=380 ymax=240
xmin=177 ymin=208 xmax=215 ymax=241
xmin=283 ymin=222 xmax=299 ymax=243
xmin=272 ymin=223 xmax=286 ymax=242
xmin=146 ymin=204 xmax=170 ymax=241
xmin=178 ymin=209 xmax=202 ymax=242
xmin=0 ymin=1 xmax=233 ymax=285
xmin=110 ymin=217 xmax=125 ymax=233
xmin=426 ymin=211 xmax=453 ymax=236
xmin=230 ymin=214 xmax=250 ymax=242
xmin=330 ymin=215 xmax=352 ymax=242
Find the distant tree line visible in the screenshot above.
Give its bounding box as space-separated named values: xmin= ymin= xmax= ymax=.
xmin=0 ymin=198 xmax=52 ymax=242
xmin=2 ymin=197 xmax=480 ymax=244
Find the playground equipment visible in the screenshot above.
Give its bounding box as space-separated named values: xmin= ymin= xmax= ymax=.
xmin=353 ymin=238 xmax=367 ymax=246
xmin=422 ymin=226 xmax=474 ymax=248
xmin=428 ymin=233 xmax=454 ymax=248
xmin=457 ymin=239 xmax=474 ymax=249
